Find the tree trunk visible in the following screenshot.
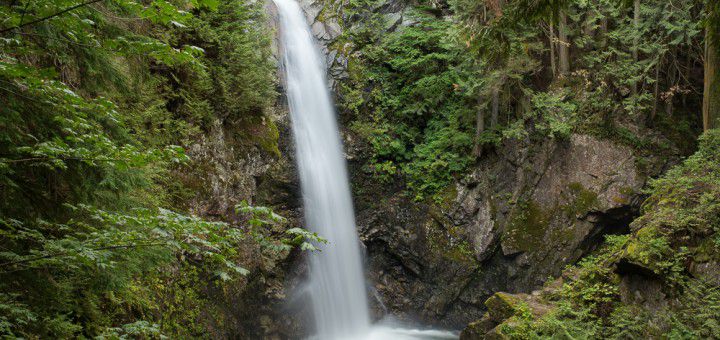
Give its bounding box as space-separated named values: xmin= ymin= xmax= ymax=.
xmin=558 ymin=12 xmax=570 ymax=75
xmin=549 ymin=22 xmax=557 ymax=78
xmin=516 ymin=93 xmax=529 ymax=119
xmin=632 ymin=0 xmax=640 ymax=95
xmin=683 ymin=47 xmax=691 ymax=109
xmin=651 ymin=55 xmax=661 ymax=121
xmin=600 ymin=16 xmax=608 ymax=48
xmin=666 ymin=64 xmax=676 ymax=116
xmin=583 ymin=9 xmax=595 ymax=38
xmin=491 ymin=86 xmax=500 ymax=127
xmin=474 ymin=98 xmax=485 ymax=157
xmin=703 ymin=27 xmax=720 ymax=130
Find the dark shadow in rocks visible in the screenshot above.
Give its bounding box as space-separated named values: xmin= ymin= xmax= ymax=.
xmin=579 ymin=204 xmax=638 ymax=254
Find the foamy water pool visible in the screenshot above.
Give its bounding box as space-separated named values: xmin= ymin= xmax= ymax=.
xmin=307 ymin=320 xmax=459 ymax=340
xmin=365 ymin=326 xmax=458 ymax=339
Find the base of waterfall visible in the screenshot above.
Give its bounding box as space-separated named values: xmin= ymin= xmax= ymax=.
xmin=365 ymin=326 xmax=458 ymax=340
xmin=308 ymin=327 xmax=457 ymax=340
xmin=307 ymin=319 xmax=458 ymax=340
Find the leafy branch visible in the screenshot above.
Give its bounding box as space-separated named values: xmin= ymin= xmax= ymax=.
xmin=0 ymin=0 xmax=105 ymax=35
xmin=0 ymin=242 xmax=166 ymax=269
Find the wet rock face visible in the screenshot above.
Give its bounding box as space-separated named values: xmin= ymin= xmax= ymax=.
xmin=357 ymin=193 xmax=485 ymax=327
xmin=483 ymin=134 xmax=645 ymax=290
xmin=289 ymin=0 xmax=665 ymax=329
xmin=352 ymin=133 xmax=662 ymax=329
xmin=270 ymin=0 xmax=675 ymax=333
xmin=178 ymin=8 xmax=303 ymax=329
xmin=294 ymin=0 xmax=417 ymax=89
xmin=297 ymin=0 xmax=349 ymax=87
xmin=179 ymin=107 xmax=304 ymax=338
xmin=183 ymin=119 xmax=272 ymax=217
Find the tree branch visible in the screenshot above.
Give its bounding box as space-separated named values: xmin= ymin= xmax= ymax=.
xmin=0 ymin=156 xmax=135 ymax=164
xmin=0 ymin=242 xmax=168 ymax=268
xmin=0 ymin=0 xmax=105 ymax=35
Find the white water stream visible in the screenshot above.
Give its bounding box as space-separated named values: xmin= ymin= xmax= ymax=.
xmin=273 ymin=0 xmax=457 ymax=338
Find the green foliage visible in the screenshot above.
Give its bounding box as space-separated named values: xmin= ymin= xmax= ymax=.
xmin=486 ymin=130 xmax=720 ymax=338
xmin=97 ymin=321 xmax=163 ymax=339
xmin=237 ymin=202 xmax=327 ymax=252
xmin=459 ymin=0 xmax=703 ymax=129
xmin=342 ymin=13 xmax=475 ymax=199
xmin=340 ymin=0 xmax=704 ymax=198
xmin=528 ymin=90 xmax=577 ymax=139
xmin=0 ymin=0 xmax=281 ymax=337
xmin=0 ymin=204 xmax=250 ymax=337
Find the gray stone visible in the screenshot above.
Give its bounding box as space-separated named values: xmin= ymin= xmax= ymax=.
xmin=327 ymin=50 xmax=338 ymax=67
xmin=326 ymin=21 xmax=342 ymax=39
xmin=351 ymin=131 xmax=675 ymax=328
xmin=311 ymin=21 xmax=328 ymax=39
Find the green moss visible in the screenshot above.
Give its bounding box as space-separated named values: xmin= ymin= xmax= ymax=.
xmin=504 ymin=200 xmax=551 ymax=253
xmin=434 ymin=185 xmax=458 ymax=209
xmin=561 ymin=182 xmax=599 ymax=218
xmin=582 ymin=120 xmax=659 ymax=152
xmin=234 ymin=115 xmax=281 ymax=157
xmin=612 ymin=186 xmax=636 ymax=205
xmin=502 ymin=184 xmax=600 ymax=256
xmin=624 ymin=227 xmax=653 ymax=260
xmin=444 ymin=239 xmax=476 ymax=263
xmin=258 ymin=117 xmax=281 ymax=157
xmin=425 ymin=209 xmax=477 ymax=264
xmin=693 ymin=238 xmax=720 ymax=263
xmin=485 ymin=292 xmax=523 ymax=322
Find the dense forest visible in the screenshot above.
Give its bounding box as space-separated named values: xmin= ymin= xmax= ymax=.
xmin=1 ymin=0 xmax=719 ymax=338
xmin=0 ymin=0 xmax=311 ymax=337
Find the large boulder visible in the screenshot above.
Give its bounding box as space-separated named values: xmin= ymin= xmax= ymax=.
xmin=459 ymin=291 xmax=555 ymax=340
xmin=354 ymin=132 xmax=675 ymax=328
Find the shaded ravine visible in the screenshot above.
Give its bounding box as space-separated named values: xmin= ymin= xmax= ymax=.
xmin=273 ymin=0 xmax=457 ymax=338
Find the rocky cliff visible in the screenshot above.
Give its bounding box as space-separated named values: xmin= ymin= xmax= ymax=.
xmin=172 ymin=13 xmax=302 ymax=335
xmin=346 ymin=128 xmax=682 ymax=329
xmin=290 ymin=0 xmax=688 ymax=332
xmin=214 ymin=0 xmax=692 ymax=336
xmin=460 ymin=130 xmax=720 ymax=338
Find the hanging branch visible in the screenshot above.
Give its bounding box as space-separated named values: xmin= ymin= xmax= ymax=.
xmin=0 ymin=242 xmax=168 ymax=269
xmin=0 ymin=0 xmax=105 ymax=35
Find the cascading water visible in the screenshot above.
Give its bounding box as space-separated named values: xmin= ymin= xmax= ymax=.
xmin=274 ymin=0 xmax=370 ymax=337
xmin=274 ymin=0 xmax=457 ymax=339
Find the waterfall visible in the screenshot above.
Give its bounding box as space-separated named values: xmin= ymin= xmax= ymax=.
xmin=273 ymin=0 xmax=371 ymax=338
xmin=274 ymin=0 xmax=457 ymax=339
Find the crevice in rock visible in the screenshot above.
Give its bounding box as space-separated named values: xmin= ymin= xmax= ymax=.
xmin=366 ymin=239 xmax=422 ymax=278
xmin=616 ymin=258 xmax=662 ymax=280
xmin=579 ymin=204 xmax=638 ymax=254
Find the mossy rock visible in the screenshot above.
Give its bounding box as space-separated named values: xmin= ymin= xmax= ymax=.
xmin=485 ymin=327 xmax=512 ymax=340
xmin=623 ymin=226 xmax=661 ymax=265
xmin=561 ymin=182 xmax=599 ymax=218
xmin=693 ymin=237 xmax=720 ymax=263
xmin=234 ymin=115 xmax=281 ymax=157
xmin=459 ymin=315 xmax=496 ymax=340
xmin=425 ymin=215 xmax=477 ymax=265
xmin=460 ymin=302 xmax=522 ymax=340
xmin=619 ymin=225 xmax=683 ymax=279
xmin=502 ymin=200 xmax=551 ymax=255
xmin=435 ymin=184 xmax=458 ymax=210
xmin=485 ymin=292 xmax=523 ymax=323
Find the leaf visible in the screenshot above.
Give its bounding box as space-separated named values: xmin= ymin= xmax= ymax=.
xmin=170 ymin=21 xmax=186 ymax=28
xmin=216 ymin=271 xmax=231 ymax=281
